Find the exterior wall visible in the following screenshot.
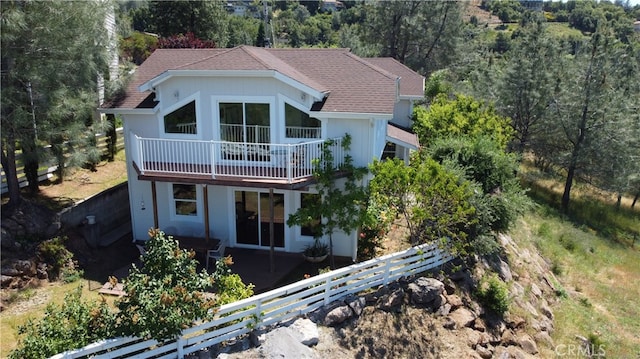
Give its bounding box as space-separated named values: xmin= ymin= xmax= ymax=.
xmin=391 ymin=98 xmax=414 ymax=128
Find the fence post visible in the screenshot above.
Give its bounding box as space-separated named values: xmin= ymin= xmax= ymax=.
xmin=177 ymin=337 xmax=184 ymax=358
xmin=211 ymin=141 xmax=216 ymax=179
xmin=383 ymin=257 xmax=392 ymax=286
xmin=323 ymin=277 xmax=332 ymax=305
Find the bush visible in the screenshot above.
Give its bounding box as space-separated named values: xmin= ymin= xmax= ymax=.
xmin=477 ymin=274 xmax=510 ymax=315
xmin=10 ymin=287 xmax=116 ymax=359
xmin=212 ymin=257 xmax=254 ymax=305
xmin=36 ymin=237 xmax=74 ymax=280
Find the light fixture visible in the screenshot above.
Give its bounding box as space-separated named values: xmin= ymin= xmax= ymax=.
xmin=140 ymin=196 xmax=146 ymax=211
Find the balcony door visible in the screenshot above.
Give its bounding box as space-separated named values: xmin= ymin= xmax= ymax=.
xmin=234 ymin=190 xmax=285 ymax=249
xmin=219 ymin=102 xmax=270 ymax=161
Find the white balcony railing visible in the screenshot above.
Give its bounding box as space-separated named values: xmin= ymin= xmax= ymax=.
xmin=130 ymin=132 xmax=345 ymax=183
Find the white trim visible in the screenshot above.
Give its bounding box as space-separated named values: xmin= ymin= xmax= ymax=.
xmin=310 ymin=111 xmax=393 ymax=120
xmin=139 ymin=70 xmax=325 ymax=102
xmin=160 ymin=92 xmax=201 ymax=139
xmin=98 ymin=107 xmax=159 ymax=115
xmin=278 ymin=94 xmax=323 ymax=143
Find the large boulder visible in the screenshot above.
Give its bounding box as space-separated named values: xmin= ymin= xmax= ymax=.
xmin=408 ymin=277 xmax=445 ymax=308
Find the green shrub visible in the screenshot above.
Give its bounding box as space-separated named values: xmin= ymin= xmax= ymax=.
xmin=477 ymin=274 xmax=510 ymax=315
xmin=212 ymin=257 xmax=254 ymax=305
xmin=37 ymin=237 xmax=74 ymax=280
xmin=537 ymin=222 xmax=552 ymax=238
xmin=559 ymin=233 xmax=577 ymax=252
xmin=10 ymin=287 xmax=116 ymax=359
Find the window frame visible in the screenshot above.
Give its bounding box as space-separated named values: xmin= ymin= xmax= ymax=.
xmin=168 ymin=183 xmax=202 ymax=222
xmin=161 ymin=92 xmax=201 ymax=138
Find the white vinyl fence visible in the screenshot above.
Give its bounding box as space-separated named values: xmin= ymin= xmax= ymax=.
xmin=51 ymin=243 xmax=452 ymax=359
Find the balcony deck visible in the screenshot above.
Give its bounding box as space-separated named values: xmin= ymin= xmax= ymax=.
xmin=129 ymin=133 xmax=346 ymax=189
xmin=133 ymin=161 xmax=317 ymax=190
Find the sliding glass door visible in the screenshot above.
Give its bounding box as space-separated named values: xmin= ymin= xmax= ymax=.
xmin=234 ymin=190 xmax=284 ymax=248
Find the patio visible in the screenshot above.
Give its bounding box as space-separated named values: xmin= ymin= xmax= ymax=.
xmin=104 ymin=237 xmax=352 ymax=295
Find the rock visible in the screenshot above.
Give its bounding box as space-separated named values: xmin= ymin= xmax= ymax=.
xmin=378 ymin=288 xmax=404 ymax=312
xmin=14 ymin=259 xmax=36 ymax=276
xmin=533 ymin=331 xmax=554 ymax=348
xmin=540 ymin=303 xmax=554 ymax=320
xmin=36 ymin=263 xmax=48 ymax=279
xmin=443 ymin=278 xmax=457 ymax=295
xmin=408 ymin=277 xmax=445 ymax=306
xmin=289 ymin=318 xmax=319 ymax=347
xmin=1 ymin=275 xmax=15 ymax=288
xmin=473 ymin=318 xmax=486 ymax=332
xmin=258 ymin=327 xmax=316 ymax=359
xmin=497 ymin=260 xmax=513 ymax=282
xmin=443 ymin=317 xmax=457 ymax=330
xmin=510 ymin=281 xmax=525 ymax=298
xmin=518 ymin=334 xmax=538 ymax=355
xmin=346 ymin=296 xmax=365 ymax=316
xmin=436 ymin=302 xmax=452 ymax=316
xmin=495 ymin=345 xmax=528 ymax=359
xmin=505 ymin=314 xmax=526 ymax=330
xmin=530 ymin=283 xmax=542 ymax=298
xmin=446 ymin=294 xmax=463 ymax=309
xmin=462 ymin=327 xmax=482 ymax=348
xmin=448 ymin=307 xmax=476 ymax=329
xmin=476 ymin=345 xmax=493 ymax=359
xmin=323 ymin=305 xmax=353 ymax=326
xmin=501 ymin=330 xmax=518 ymax=347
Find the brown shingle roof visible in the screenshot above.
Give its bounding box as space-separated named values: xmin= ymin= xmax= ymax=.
xmin=106 ymin=46 xmax=424 ymax=115
xmin=365 ymin=57 xmax=425 ymax=98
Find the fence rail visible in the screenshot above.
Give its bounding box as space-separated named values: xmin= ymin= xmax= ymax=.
xmin=51 ymin=243 xmax=452 ymax=359
xmin=1 ymin=128 xmax=124 ymax=194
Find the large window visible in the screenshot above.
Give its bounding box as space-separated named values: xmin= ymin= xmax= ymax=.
xmin=172 ymin=184 xmax=197 ymax=216
xmin=300 ymin=193 xmax=321 ymax=237
xmin=285 ymin=103 xmax=320 ymax=138
xmin=220 ymin=102 xmax=270 ymax=143
xmin=164 ymin=101 xmax=197 ymax=134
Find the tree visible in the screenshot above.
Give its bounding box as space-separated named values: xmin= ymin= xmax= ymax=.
xmin=157 ymin=32 xmax=216 ymax=49
xmin=10 ymin=287 xmax=116 ymax=359
xmin=358 ymin=0 xmax=464 ymax=75
xmin=1 ymin=0 xmax=109 ymax=210
xmin=369 ymin=156 xmax=477 ymax=257
xmin=287 ymin=135 xmax=368 ymax=268
xmin=412 ymin=93 xmax=514 ymax=150
xmin=546 ymin=23 xmax=640 ymax=212
xmin=115 ymin=229 xmax=218 ymax=341
xmin=496 ymin=13 xmax=559 ymax=153
xmin=142 ymin=1 xmax=229 ymax=47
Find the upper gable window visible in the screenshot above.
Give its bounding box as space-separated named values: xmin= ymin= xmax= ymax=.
xmin=164 ymin=101 xmax=196 ymax=134
xmin=285 ymin=103 xmax=320 ymax=139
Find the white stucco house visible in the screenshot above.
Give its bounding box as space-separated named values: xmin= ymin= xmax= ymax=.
xmin=100 ymin=45 xmax=423 ymax=260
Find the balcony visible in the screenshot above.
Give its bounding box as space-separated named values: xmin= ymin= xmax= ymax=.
xmin=129 ymin=132 xmax=345 ymax=186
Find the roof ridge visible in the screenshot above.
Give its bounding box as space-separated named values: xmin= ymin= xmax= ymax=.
xmin=241 ymin=45 xmax=275 ymax=70
xmin=173 ymin=47 xmax=235 ymax=70
xmin=345 ymin=52 xmax=398 ymax=81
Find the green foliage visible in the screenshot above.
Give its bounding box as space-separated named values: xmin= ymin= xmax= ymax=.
xmin=10 ymin=287 xmax=116 ymax=359
xmin=476 ymin=274 xmax=510 ymax=315
xmin=287 ymin=134 xmax=368 ymax=268
xmin=115 ymin=229 xmax=217 ymax=341
xmin=412 ymin=94 xmax=514 ymax=150
xmin=211 ymin=257 xmax=254 ymax=306
xmin=120 ymin=31 xmax=159 ymax=65
xmin=369 ymin=156 xmax=477 ymax=258
xmin=357 ymin=198 xmax=393 ymax=261
xmin=428 ymin=136 xmax=530 ymax=234
xmin=36 ymin=237 xmax=74 ymax=280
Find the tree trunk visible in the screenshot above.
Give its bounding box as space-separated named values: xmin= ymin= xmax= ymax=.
xmin=616 ymin=194 xmax=622 ymax=209
xmin=22 ymin=136 xmax=40 ymax=194
xmin=1 ymin=137 xmax=22 ymax=212
xmin=632 ymin=192 xmax=638 ymax=209
xmin=106 ymin=113 xmax=117 ymax=161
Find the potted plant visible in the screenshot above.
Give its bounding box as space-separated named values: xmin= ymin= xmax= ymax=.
xmin=303 ymin=239 xmax=329 ymax=263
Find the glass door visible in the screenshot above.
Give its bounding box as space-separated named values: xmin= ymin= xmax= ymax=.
xmin=234 ymin=190 xmax=284 ymax=248
xmin=220 ymin=102 xmax=270 ymax=161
